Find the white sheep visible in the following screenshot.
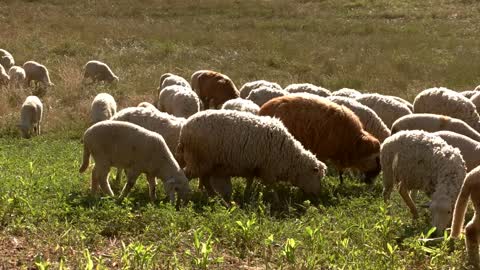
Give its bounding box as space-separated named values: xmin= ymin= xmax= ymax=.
xmin=221 ymin=98 xmax=260 ymax=114
xmin=90 ymin=93 xmax=117 ymax=124
xmin=83 ymin=60 xmax=118 ymax=84
xmin=18 ymin=96 xmax=43 ymax=139
xmin=158 ymin=85 xmax=201 ymax=118
xmin=23 ymin=60 xmax=54 ymax=88
xmin=137 ymin=101 xmax=159 ymax=111
xmin=381 ymin=130 xmax=466 ymax=232
xmin=283 ymin=83 xmax=331 ymax=97
xmin=0 ymin=49 xmax=14 ymax=69
xmin=433 ymin=131 xmax=480 ymax=172
xmin=239 ymin=80 xmax=283 ymax=99
xmin=246 ymin=87 xmax=288 ymax=107
xmin=327 ymin=96 xmax=391 ymax=142
xmin=79 ymin=120 xmax=191 ymax=202
xmin=387 ymin=95 xmax=413 ymax=111
xmin=159 ymin=73 xmax=190 ymax=90
xmin=8 ymin=66 xmax=26 ymax=88
xmin=0 ymin=64 xmax=9 ymax=85
xmin=461 ymin=90 xmax=477 ymax=99
xmin=356 ymin=93 xmax=412 ymax=128
xmin=332 ymin=88 xmax=362 ymax=98
xmin=413 ymin=87 xmax=480 ymax=132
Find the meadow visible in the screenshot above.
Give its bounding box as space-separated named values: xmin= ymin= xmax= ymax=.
xmin=1 ymin=0 xmax=480 ymax=268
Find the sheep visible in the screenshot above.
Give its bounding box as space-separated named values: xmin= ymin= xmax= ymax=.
xmin=332 ymin=88 xmax=362 ymax=98
xmin=355 ymin=93 xmax=412 ymax=128
xmin=433 ymin=131 xmax=480 ymax=172
xmin=90 ymin=93 xmax=117 ymax=124
xmin=8 ymin=66 xmax=26 ymax=88
xmin=159 ymin=73 xmax=190 ymax=90
xmin=413 ymin=87 xmax=480 ymax=132
xmin=391 ymin=114 xmax=480 ymax=141
xmin=191 ymin=70 xmax=239 ymax=109
xmin=381 ymin=130 xmax=466 ymax=232
xmin=387 ymin=95 xmax=413 ymax=111
xmin=137 ymin=101 xmax=159 ymax=111
xmin=246 ymin=87 xmax=288 ymax=107
xmin=157 ymin=85 xmax=201 ymax=118
xmin=83 ymin=60 xmax=119 ymax=84
xmin=470 ymin=92 xmax=480 ymax=112
xmin=284 ymin=83 xmax=331 ymax=97
xmin=0 ymin=49 xmax=14 ymax=69
xmin=461 ymin=90 xmax=477 ymax=99
xmin=451 ymin=166 xmax=480 ymax=268
xmin=221 ymin=98 xmax=260 ymax=114
xmin=176 ymin=110 xmax=327 ymax=201
xmin=0 ymin=64 xmax=9 ymax=85
xmin=23 ymin=61 xmax=54 ymax=89
xmin=79 ymin=120 xmax=191 ymax=202
xmin=328 ymin=96 xmax=391 ymax=142
xmin=239 ymin=80 xmax=282 ymax=99
xmin=190 ymin=69 xmax=210 ymax=93
xmin=259 ymin=94 xmax=381 ymax=184
xmin=18 ymin=96 xmax=43 ymax=139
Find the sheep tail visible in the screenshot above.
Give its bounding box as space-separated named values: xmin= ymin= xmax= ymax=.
xmin=79 ymin=143 xmax=91 ymax=173
xmin=451 ymin=174 xmax=473 ymax=238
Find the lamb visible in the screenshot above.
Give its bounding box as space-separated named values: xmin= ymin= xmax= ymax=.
xmin=328 ymin=96 xmax=391 ymax=142
xmin=221 ymin=98 xmax=260 ymax=114
xmin=433 ymin=131 xmax=480 ymax=172
xmin=191 ymin=70 xmax=239 ymax=109
xmin=451 ymin=166 xmax=480 ymax=268
xmin=83 ymin=60 xmax=119 ymax=84
xmin=176 ymin=110 xmax=327 ymax=201
xmin=8 ymin=66 xmax=26 ymax=88
xmin=239 ymin=80 xmax=282 ymax=99
xmin=246 ymin=87 xmax=289 ymax=107
xmin=381 ymin=130 xmax=466 ymax=232
xmin=0 ymin=64 xmax=9 ymax=85
xmin=391 ymin=114 xmax=480 ymax=142
xmin=0 ymin=49 xmax=14 ymax=69
xmin=23 ymin=60 xmax=54 ymax=88
xmin=157 ymin=85 xmax=201 ymax=118
xmin=413 ymin=87 xmax=480 ymax=132
xmin=332 ymin=88 xmax=362 ymax=98
xmin=90 ymin=93 xmax=117 ymax=124
xmin=355 ymin=93 xmax=412 ymax=128
xmin=18 ymin=96 xmax=43 ymax=139
xmin=461 ymin=90 xmax=477 ymax=99
xmin=284 ymin=83 xmax=331 ymax=97
xmin=259 ymin=94 xmax=381 ymax=184
xmin=79 ymin=120 xmax=191 ymax=202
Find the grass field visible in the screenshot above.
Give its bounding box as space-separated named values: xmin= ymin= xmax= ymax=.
xmin=1 ymin=0 xmax=480 ymax=268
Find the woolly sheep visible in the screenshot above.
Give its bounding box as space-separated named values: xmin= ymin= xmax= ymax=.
xmin=433 ymin=131 xmax=480 ymax=172
xmin=191 ymin=70 xmax=239 ymax=109
xmin=0 ymin=64 xmax=9 ymax=85
xmin=176 ymin=110 xmax=327 ymax=201
xmin=381 ymin=130 xmax=466 ymax=232
xmin=79 ymin=120 xmax=191 ymax=202
xmin=328 ymin=96 xmax=391 ymax=142
xmin=391 ymin=114 xmax=480 ymax=142
xmin=83 ymin=60 xmax=118 ymax=84
xmin=284 ymin=83 xmax=331 ymax=97
xmin=387 ymin=95 xmax=413 ymax=111
xmin=23 ymin=61 xmax=54 ymax=88
xmin=461 ymin=90 xmax=477 ymax=99
xmin=159 ymin=73 xmax=190 ymax=90
xmin=259 ymin=94 xmax=381 ymax=184
xmin=239 ymin=80 xmax=282 ymax=99
xmin=90 ymin=93 xmax=117 ymax=124
xmin=8 ymin=66 xmax=26 ymax=88
xmin=356 ymin=93 xmax=412 ymax=128
xmin=18 ymin=96 xmax=43 ymax=139
xmin=221 ymin=98 xmax=260 ymax=114
xmin=332 ymin=88 xmax=362 ymax=98
xmin=413 ymin=87 xmax=480 ymax=132
xmin=158 ymin=85 xmax=201 ymax=118
xmin=451 ymin=166 xmax=480 ymax=268
xmin=246 ymin=87 xmax=288 ymax=107
xmin=0 ymin=49 xmax=14 ymax=69
xmin=137 ymin=102 xmax=159 ymax=111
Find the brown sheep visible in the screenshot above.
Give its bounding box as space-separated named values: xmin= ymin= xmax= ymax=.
xmin=193 ymin=70 xmax=239 ymax=109
xmin=259 ymin=94 xmax=381 ymax=184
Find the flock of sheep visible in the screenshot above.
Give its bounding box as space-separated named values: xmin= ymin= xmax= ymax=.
xmin=4 ymin=47 xmax=480 ymax=267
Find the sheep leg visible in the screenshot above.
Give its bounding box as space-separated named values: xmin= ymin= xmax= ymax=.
xmin=90 ymin=165 xmax=101 ymax=195
xmin=92 ymin=165 xmax=111 ymax=196
xmin=112 ymin=168 xmax=123 ymax=190
xmin=37 ymin=123 xmax=41 ymax=135
xmin=243 ymin=177 xmax=254 ymax=201
xmin=96 ymin=167 xmax=114 ymax=197
xmin=146 ymin=174 xmax=157 ymax=202
xmin=118 ymin=170 xmax=141 ymax=200
xmin=399 ymin=183 xmax=418 ymax=219
xmin=338 ymin=170 xmax=344 ymax=185
xmin=465 ymin=219 xmax=480 ymax=269
xmin=199 ymin=176 xmax=216 ymax=197
xmin=210 ymin=176 xmax=232 ymax=203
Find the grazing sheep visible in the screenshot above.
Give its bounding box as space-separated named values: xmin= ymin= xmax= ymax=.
xmin=90 ymin=93 xmax=117 ymax=124
xmin=259 ymin=94 xmax=381 ymax=184
xmin=176 ymin=110 xmax=327 ymax=201
xmin=79 ymin=120 xmax=191 ymax=202
xmin=328 ymin=96 xmax=391 ymax=142
xmin=159 ymin=73 xmax=190 ymax=90
xmin=190 ymin=70 xmax=210 ymax=93
xmin=0 ymin=49 xmax=14 ymax=69
xmin=391 ymin=114 xmax=480 ymax=142
xmin=191 ymin=70 xmax=239 ymax=109
xmin=387 ymin=95 xmax=413 ymax=111
xmin=461 ymin=90 xmax=477 ymax=99
xmin=283 ymin=83 xmax=331 ymax=97
xmin=356 ymin=93 xmax=412 ymax=128
xmin=18 ymin=96 xmax=43 ymax=139
xmin=158 ymin=85 xmax=201 ymax=118
xmin=83 ymin=60 xmax=118 ymax=84
xmin=381 ymin=130 xmax=466 ymax=232
xmin=239 ymin=80 xmax=282 ymax=99
xmin=137 ymin=102 xmax=159 ymax=111
xmin=221 ymin=98 xmax=260 ymax=114
xmin=332 ymin=88 xmax=362 ymax=98
xmin=433 ymin=131 xmax=480 ymax=172
xmin=451 ymin=166 xmax=480 ymax=268
xmin=0 ymin=64 xmax=9 ymax=85
xmin=8 ymin=66 xmax=26 ymax=88
xmin=413 ymin=87 xmax=480 ymax=132
xmin=23 ymin=61 xmax=54 ymax=88
xmin=246 ymin=87 xmax=288 ymax=107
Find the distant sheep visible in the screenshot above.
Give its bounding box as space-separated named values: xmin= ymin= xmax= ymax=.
xmin=18 ymin=96 xmax=43 ymax=139
xmin=259 ymin=94 xmax=381 ymax=184
xmin=23 ymin=61 xmax=54 ymax=88
xmin=90 ymin=93 xmax=117 ymax=124
xmin=79 ymin=120 xmax=191 ymax=202
xmin=433 ymin=131 xmax=480 ymax=172
xmin=8 ymin=66 xmax=26 ymax=88
xmin=461 ymin=90 xmax=477 ymax=99
xmin=83 ymin=60 xmax=118 ymax=84
xmin=158 ymin=85 xmax=201 ymax=118
xmin=246 ymin=87 xmax=288 ymax=107
xmin=190 ymin=70 xmax=210 ymax=93
xmin=387 ymin=95 xmax=413 ymax=111
xmin=356 ymin=93 xmax=412 ymax=128
xmin=381 ymin=130 xmax=466 ymax=232
xmin=221 ymin=98 xmax=260 ymax=114
xmin=0 ymin=49 xmax=14 ymax=69
xmin=0 ymin=64 xmax=9 ymax=85
xmin=413 ymin=87 xmax=480 ymax=132
xmin=137 ymin=102 xmax=159 ymax=111
xmin=284 ymin=83 xmax=331 ymax=97
xmin=332 ymin=88 xmax=362 ymax=98
xmin=156 ymin=73 xmax=190 ymax=104
xmin=191 ymin=70 xmax=239 ymax=109
xmin=239 ymin=80 xmax=282 ymax=99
